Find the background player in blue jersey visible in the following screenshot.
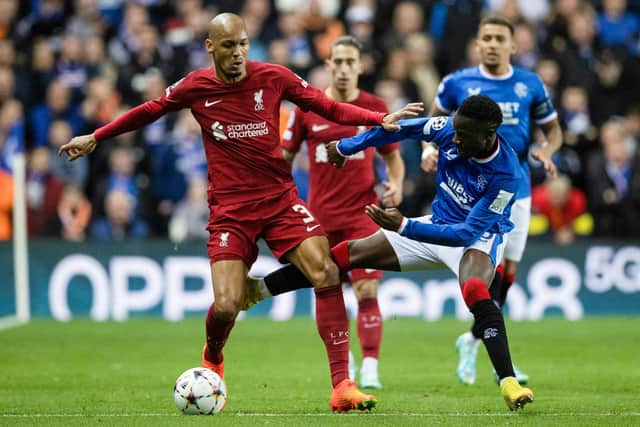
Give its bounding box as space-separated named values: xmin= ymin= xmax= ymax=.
xmin=423 ymin=16 xmax=563 ymax=386
xmin=247 ymin=96 xmax=535 ymax=411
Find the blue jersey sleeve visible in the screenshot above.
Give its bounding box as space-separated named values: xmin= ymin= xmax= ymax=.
xmin=337 ymin=117 xmax=453 ymax=156
xmin=434 ymin=74 xmax=457 ymax=113
xmin=530 ymin=75 xmax=557 ymax=124
xmin=336 ymin=118 xmax=425 ymax=156
xmin=400 ymin=176 xmax=517 ymax=247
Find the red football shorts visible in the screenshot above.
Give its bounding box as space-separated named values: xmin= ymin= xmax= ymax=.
xmin=325 ymin=216 xmax=383 ymax=282
xmin=207 ymin=188 xmax=325 ymax=266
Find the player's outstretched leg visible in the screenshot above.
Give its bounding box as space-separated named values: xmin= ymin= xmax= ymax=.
xmin=202 ymin=303 xmax=234 ymax=379
xmin=462 ymin=277 xmax=534 ymax=411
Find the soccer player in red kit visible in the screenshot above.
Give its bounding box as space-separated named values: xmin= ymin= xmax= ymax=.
xmin=282 ymin=36 xmax=404 ymax=389
xmin=58 ymin=13 xmax=422 ymax=412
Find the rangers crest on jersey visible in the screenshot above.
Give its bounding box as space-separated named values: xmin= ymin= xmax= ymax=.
xmin=514 ymin=82 xmax=528 ymax=98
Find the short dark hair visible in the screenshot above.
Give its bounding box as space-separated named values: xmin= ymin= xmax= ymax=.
xmin=478 ymin=15 xmax=514 ymax=36
xmin=458 ymin=95 xmax=503 ymax=129
xmin=330 ymin=36 xmax=363 ymax=57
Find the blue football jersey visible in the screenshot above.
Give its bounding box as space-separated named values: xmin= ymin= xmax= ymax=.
xmin=435 ymin=65 xmax=557 ymax=199
xmin=337 ymin=117 xmax=523 ymax=247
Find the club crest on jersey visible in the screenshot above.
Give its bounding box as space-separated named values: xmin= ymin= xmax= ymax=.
xmin=467 ymin=87 xmax=481 ymax=96
xmin=219 ymin=232 xmax=229 ymax=247
xmin=475 ymin=174 xmax=487 ymax=191
xmin=514 ymin=82 xmax=528 ymax=98
xmin=254 ymin=89 xmax=264 ymax=111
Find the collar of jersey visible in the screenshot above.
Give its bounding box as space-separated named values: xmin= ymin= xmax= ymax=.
xmin=472 ymin=140 xmax=500 ymax=163
xmin=478 ymin=64 xmax=514 ymax=80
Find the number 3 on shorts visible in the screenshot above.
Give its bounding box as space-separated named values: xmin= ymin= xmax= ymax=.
xmin=292 ymin=204 xmax=315 ymax=224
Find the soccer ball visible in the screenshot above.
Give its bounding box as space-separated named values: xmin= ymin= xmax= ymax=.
xmin=173 ymin=367 xmax=227 ymax=415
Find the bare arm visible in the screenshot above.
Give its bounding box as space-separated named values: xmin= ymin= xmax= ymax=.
xmin=380 ymin=150 xmax=405 ymax=207
xmin=282 ymin=148 xmax=296 ymax=163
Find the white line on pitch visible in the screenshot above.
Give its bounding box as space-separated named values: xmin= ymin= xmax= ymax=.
xmin=1 ymin=413 xmax=639 ymax=418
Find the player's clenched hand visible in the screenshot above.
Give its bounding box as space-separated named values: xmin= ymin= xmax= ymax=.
xmin=365 ymin=204 xmax=404 ymax=231
xmin=381 ymin=102 xmax=424 ymax=131
xmin=530 ymin=150 xmax=557 ymax=178
xmin=58 ymin=134 xmax=97 ymax=161
xmin=325 ymin=141 xmax=347 ymax=168
xmin=421 ymin=150 xmax=438 ymax=173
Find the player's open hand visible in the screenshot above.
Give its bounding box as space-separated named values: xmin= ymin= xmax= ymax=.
xmin=530 ymin=150 xmax=557 ymax=178
xmin=380 ymin=181 xmax=402 ymax=207
xmin=58 ymin=133 xmax=97 ymax=161
xmin=382 ymin=102 xmax=424 ymax=131
xmin=325 ymin=141 xmax=347 ymax=168
xmin=365 ymin=204 xmax=404 ymax=231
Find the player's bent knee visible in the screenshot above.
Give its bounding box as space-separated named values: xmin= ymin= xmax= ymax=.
xmin=307 ymin=260 xmax=339 ymax=288
xmin=213 ymin=296 xmax=241 ymax=321
xmin=354 ymin=280 xmax=378 ymax=300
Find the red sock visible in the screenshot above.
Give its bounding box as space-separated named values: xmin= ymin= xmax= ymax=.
xmin=330 ymin=242 xmax=351 ymax=283
xmin=314 ymin=285 xmax=350 ymax=387
xmin=357 ymin=298 xmax=382 ymax=359
xmin=461 ymin=278 xmax=491 ymax=310
xmin=204 ymin=304 xmax=235 ymax=364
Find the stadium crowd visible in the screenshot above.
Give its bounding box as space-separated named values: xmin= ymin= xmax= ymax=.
xmin=0 ymin=0 xmax=639 ymax=243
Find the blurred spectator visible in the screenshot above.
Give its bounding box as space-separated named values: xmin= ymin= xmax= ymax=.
xmin=381 ymin=48 xmax=419 ymax=103
xmin=486 ymin=0 xmax=550 ymax=23
xmin=277 ymin=11 xmax=315 ymax=75
xmin=380 ymin=1 xmax=424 ymax=54
xmin=168 ymin=178 xmax=209 ymax=242
xmin=585 ymin=119 xmax=640 ymax=237
xmin=0 ymin=0 xmax=19 ymax=42
xmin=535 ymin=58 xmax=561 ymax=103
xmin=29 ymin=79 xmax=84 ymax=148
xmin=84 ymin=35 xmax=117 ymax=83
xmin=268 ymin=38 xmax=291 ymax=66
xmin=512 ymin=21 xmax=540 ymax=70
xmin=47 ymin=119 xmax=88 ymax=186
xmin=531 ymin=174 xmax=589 ymax=245
xmin=51 ymin=184 xmax=92 ymax=241
xmin=0 ymin=99 xmax=24 ymax=172
xmin=66 ymin=0 xmax=107 ymax=39
xmin=405 ymin=33 xmax=440 ymax=107
xmin=26 ymin=147 xmax=64 ymax=236
xmin=29 ymin=39 xmax=56 ymax=106
xmin=115 ymin=25 xmax=177 ymax=106
xmin=81 ymin=76 xmax=121 ymax=130
xmin=555 ymin=7 xmax=598 ymax=90
xmin=55 ymin=34 xmax=95 ymax=103
xmin=0 ymin=39 xmax=30 ymax=105
xmin=0 ymin=167 xmax=12 ymax=240
xmin=0 ymin=66 xmax=15 ymax=105
xmin=90 ymin=189 xmax=149 ymax=240
xmin=559 ymin=86 xmax=597 ymax=151
xmin=544 ymin=0 xmax=583 ymax=52
xmin=597 ymin=0 xmax=640 ymax=56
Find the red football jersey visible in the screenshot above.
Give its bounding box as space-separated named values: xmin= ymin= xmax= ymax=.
xmin=94 ymin=61 xmax=385 ymax=206
xmin=282 ymin=90 xmax=400 ymax=231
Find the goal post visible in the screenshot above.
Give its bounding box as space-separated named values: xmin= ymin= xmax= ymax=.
xmin=0 ymin=152 xmax=30 ymax=330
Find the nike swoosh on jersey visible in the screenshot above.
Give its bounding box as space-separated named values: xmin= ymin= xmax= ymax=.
xmin=306 ymin=224 xmax=321 ymax=232
xmin=205 ymin=99 xmax=222 ymax=107
xmin=311 ymin=124 xmax=330 ymax=132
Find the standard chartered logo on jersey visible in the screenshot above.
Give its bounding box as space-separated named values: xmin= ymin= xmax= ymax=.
xmin=498 ymin=102 xmax=520 ymax=125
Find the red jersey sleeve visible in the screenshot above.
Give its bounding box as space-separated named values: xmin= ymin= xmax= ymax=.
xmin=281 ymin=107 xmax=306 ymax=153
xmin=94 ymin=75 xmax=191 ymax=142
xmin=276 ymin=65 xmax=385 ymax=126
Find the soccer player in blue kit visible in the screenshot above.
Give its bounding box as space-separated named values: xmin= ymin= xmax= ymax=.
xmin=422 ymin=16 xmax=563 ymax=385
xmin=249 ymin=95 xmax=535 ymax=411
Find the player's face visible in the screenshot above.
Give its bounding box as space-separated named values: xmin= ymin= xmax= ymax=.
xmin=476 ymin=24 xmax=515 ymax=69
xmin=452 ymin=114 xmax=496 ymax=158
xmin=326 ymin=45 xmax=361 ymax=93
xmin=206 ymin=24 xmax=249 ymax=81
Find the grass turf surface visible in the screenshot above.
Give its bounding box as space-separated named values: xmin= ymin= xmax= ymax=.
xmin=0 ymin=317 xmax=638 ymax=426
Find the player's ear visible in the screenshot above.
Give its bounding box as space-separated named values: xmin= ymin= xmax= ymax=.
xmin=204 ymin=38 xmax=215 ymax=55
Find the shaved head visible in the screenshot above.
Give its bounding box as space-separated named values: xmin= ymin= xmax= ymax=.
xmin=208 ymin=13 xmax=246 ymax=40
xmin=205 ymin=13 xmax=249 ymax=83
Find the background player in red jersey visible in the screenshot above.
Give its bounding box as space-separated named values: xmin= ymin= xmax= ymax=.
xmin=282 ymin=36 xmax=405 ymax=390
xmin=58 ymin=13 xmax=423 ymax=412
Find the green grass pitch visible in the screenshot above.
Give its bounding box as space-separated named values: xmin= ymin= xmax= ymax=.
xmin=0 ymin=317 xmax=638 ymax=426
